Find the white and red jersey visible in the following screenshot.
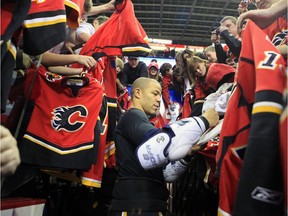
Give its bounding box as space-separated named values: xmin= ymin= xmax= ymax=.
xmin=20 ymin=66 xmax=104 ymax=170
xmin=216 ymin=20 xmax=286 ymax=216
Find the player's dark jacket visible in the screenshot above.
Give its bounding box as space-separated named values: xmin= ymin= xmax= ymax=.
xmin=110 ymin=108 xmax=169 ymax=212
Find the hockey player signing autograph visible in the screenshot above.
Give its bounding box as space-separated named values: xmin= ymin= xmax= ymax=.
xmin=109 ymin=77 xmax=219 ymax=216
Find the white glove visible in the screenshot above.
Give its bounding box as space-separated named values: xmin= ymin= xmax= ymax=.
xmin=215 ymin=91 xmax=231 ymax=115
xmin=163 ymin=158 xmax=190 ymax=182
xmin=168 ymin=117 xmax=206 ymax=161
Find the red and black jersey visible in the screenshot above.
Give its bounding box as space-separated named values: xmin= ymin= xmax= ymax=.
xmin=1 ymin=1 xmax=30 ymax=113
xmin=20 ymin=66 xmax=104 ymax=170
xmin=22 ymin=0 xmax=66 ymax=56
xmin=81 ymin=96 xmax=108 ymax=187
xmin=79 ymin=0 xmax=151 ymax=59
xmin=216 ymin=21 xmax=286 ymax=216
xmin=1 ymin=0 xmax=31 ymax=60
xmin=102 ymin=57 xmax=117 ymax=141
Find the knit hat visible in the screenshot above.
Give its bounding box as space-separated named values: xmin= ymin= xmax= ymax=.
xmin=148 ymin=62 xmax=159 ymax=70
xmin=206 ymin=63 xmax=235 ymax=90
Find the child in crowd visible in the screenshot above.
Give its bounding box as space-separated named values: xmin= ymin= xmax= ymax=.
xmin=148 ymin=61 xmax=162 ymax=84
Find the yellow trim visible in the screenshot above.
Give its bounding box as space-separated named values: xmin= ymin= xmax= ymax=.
xmin=122 ymin=46 xmax=152 ymax=53
xmin=81 ymin=178 xmax=101 ymax=188
xmin=64 ymin=0 xmax=80 ymax=12
xmin=107 ymin=102 xmax=117 ymax=107
xmin=252 ymin=106 xmax=282 ymax=115
xmin=23 ymin=134 xmax=93 ymax=155
xmin=24 ymin=17 xmax=66 ymax=28
xmin=194 ymin=99 xmax=205 ymax=104
xmin=218 ymin=207 xmax=231 ymax=216
xmin=7 ymin=41 xmax=17 ymax=59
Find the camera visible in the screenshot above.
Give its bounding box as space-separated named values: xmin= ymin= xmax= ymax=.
xmin=212 ymin=27 xmax=221 ymax=36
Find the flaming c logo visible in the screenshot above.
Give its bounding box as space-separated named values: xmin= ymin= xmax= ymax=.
xmin=51 ymin=105 xmax=88 ymax=132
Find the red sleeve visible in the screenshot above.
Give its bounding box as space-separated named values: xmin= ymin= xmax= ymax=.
xmin=162 ymin=76 xmax=171 ymax=108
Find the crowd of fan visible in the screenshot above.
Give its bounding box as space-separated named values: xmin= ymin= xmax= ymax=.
xmin=1 ymin=0 xmax=286 ymax=215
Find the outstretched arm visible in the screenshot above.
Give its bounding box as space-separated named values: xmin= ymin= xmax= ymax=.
xmin=87 ymin=0 xmax=115 ymax=16
xmin=42 ymin=52 xmax=96 ymax=69
xmin=237 ymin=0 xmax=287 ymax=35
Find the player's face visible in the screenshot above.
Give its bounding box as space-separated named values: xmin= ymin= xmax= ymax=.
xmin=141 ymin=81 xmax=162 ymax=116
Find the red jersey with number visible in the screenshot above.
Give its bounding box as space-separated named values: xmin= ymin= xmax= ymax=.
xmin=216 ymin=21 xmax=286 ymax=216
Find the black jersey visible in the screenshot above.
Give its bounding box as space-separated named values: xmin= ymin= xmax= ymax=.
xmin=112 ymin=108 xmax=169 ymax=212
xmin=114 ymin=108 xmax=165 ymax=181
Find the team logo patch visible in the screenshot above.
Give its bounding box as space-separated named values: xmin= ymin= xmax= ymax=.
xmin=45 ymin=72 xmax=62 ymax=82
xmin=156 ymin=135 xmax=166 ymax=143
xmin=251 ymin=186 xmax=283 ymax=205
xmin=51 ymin=105 xmax=88 ymax=132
